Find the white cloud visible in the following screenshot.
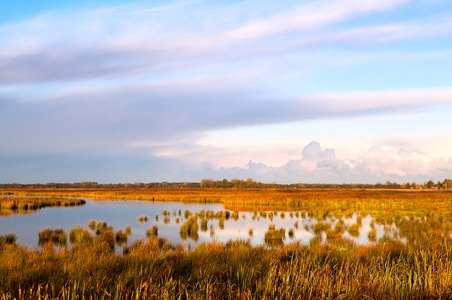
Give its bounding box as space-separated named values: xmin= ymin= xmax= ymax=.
xmin=155 ymin=140 xmax=452 ymax=184
xmin=0 ymin=0 xmax=437 ymax=85
xmin=2 ymin=0 xmax=452 ymax=184
xmin=284 ymin=142 xmax=446 ymax=183
xmin=220 ymin=0 xmax=412 ymax=42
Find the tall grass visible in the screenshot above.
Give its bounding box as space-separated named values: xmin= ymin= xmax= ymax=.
xmin=38 ymin=228 xmax=67 ymax=247
xmin=4 ymin=225 xmax=452 ymax=299
xmin=180 ymin=216 xmax=199 ymax=242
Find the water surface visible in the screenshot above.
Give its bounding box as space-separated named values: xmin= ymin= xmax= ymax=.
xmin=1 ymin=197 xmax=390 ymax=249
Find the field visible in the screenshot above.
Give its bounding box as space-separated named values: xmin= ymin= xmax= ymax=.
xmin=2 ymin=188 xmax=452 ymax=299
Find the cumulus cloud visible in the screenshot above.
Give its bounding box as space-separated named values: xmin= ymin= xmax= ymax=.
xmin=197 ymin=141 xmax=451 ymax=184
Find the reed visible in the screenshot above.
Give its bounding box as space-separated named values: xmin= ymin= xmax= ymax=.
xmin=232 ymin=210 xmax=239 ymax=221
xmin=219 ymin=217 xmax=225 ymax=230
xmin=69 ymin=226 xmax=93 ymax=244
xmin=0 ymin=196 xmax=85 ymax=216
xmin=163 ymin=215 xmax=170 ymax=224
xmin=180 ymin=216 xmax=199 ymax=241
xmin=3 ymin=223 xmax=452 ymax=299
xmin=137 ymin=215 xmax=148 ymax=223
xmin=38 ymin=228 xmax=67 ymax=247
xmin=146 ymin=225 xmax=158 ymax=237
xmin=0 ymin=233 xmax=17 ymax=247
xmin=210 ymin=224 xmax=215 ymax=239
xmin=368 ymin=228 xmax=377 ymax=242
xmin=200 ymin=218 xmax=208 ymax=232
xmin=115 ymin=226 xmax=132 ymax=245
xmin=288 ymin=228 xmax=294 ymax=239
xmin=264 ymin=227 xmax=286 ymax=247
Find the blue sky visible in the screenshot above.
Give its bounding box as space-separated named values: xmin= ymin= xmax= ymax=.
xmin=1 ymin=0 xmax=452 ymax=184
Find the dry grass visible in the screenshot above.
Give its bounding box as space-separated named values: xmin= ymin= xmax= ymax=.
xmin=3 ymin=188 xmax=452 ymax=298
xmin=2 ymin=224 xmax=452 ymax=299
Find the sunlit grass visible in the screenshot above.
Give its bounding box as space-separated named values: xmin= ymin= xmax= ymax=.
xmin=146 ymin=225 xmax=158 ymax=238
xmin=137 ymin=215 xmax=148 ymax=223
xmin=0 ymin=196 xmax=85 ymax=216
xmin=4 ymin=188 xmax=452 ymax=298
xmin=38 ymin=228 xmax=67 ymax=247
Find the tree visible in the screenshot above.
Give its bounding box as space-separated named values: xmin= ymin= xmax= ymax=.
xmin=427 ymin=180 xmax=435 ymax=189
xmin=200 ymin=178 xmax=215 ymax=188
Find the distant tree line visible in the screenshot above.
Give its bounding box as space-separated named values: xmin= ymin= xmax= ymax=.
xmin=1 ymin=178 xmax=451 ymax=190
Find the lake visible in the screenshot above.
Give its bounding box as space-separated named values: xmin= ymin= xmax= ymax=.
xmin=0 ymin=197 xmax=391 ymax=249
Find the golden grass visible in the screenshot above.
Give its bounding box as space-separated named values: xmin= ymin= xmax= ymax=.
xmin=2 ymin=224 xmax=452 ymax=299
xmin=3 ymin=188 xmax=452 ymax=298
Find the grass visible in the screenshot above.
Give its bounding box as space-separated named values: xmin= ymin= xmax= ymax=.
xmin=146 ymin=225 xmax=158 ymax=238
xmin=180 ymin=216 xmax=199 ymax=242
xmin=0 ymin=196 xmax=85 ymax=216
xmin=264 ymin=227 xmax=286 ymax=247
xmin=200 ymin=218 xmax=208 ymax=232
xmin=137 ymin=215 xmax=148 ymax=223
xmin=0 ymin=238 xmax=437 ymax=298
xmin=0 ymin=234 xmax=17 ymax=247
xmin=38 ymin=228 xmax=67 ymax=247
xmin=115 ymin=226 xmax=132 ymax=245
xmin=4 ymin=188 xmax=452 ymax=298
xmin=3 ymin=217 xmax=452 ymax=299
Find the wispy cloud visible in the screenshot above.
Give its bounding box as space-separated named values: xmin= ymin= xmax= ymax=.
xmin=1 ymin=0 xmax=445 ymax=85
xmin=2 ymin=0 xmax=452 ymax=183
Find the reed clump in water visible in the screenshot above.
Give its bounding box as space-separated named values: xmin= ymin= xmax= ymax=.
xmin=180 ymin=216 xmax=199 ymax=242
xmin=69 ymin=226 xmax=93 ymax=244
xmin=38 ymin=228 xmax=67 ymax=247
xmin=264 ymin=227 xmax=285 ymax=247
xmin=115 ymin=226 xmax=132 ymax=245
xmin=137 ymin=215 xmax=148 ymax=223
xmin=146 ymin=225 xmax=158 ymax=238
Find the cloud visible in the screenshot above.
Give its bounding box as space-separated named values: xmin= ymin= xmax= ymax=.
xmin=3 ymin=83 xmax=452 ymax=158
xmin=1 ymin=0 xmax=442 ymax=85
xmin=221 ymin=0 xmax=412 ymax=42
xmin=196 ymin=141 xmax=452 ymax=184
xmin=1 ymin=0 xmax=452 ymax=184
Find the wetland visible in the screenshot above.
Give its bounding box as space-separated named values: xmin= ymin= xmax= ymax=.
xmin=2 ymin=188 xmax=452 ymax=299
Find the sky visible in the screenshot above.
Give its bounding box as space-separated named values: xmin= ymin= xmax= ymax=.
xmin=1 ymin=0 xmax=452 ymax=184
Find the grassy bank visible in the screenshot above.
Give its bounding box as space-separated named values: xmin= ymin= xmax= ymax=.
xmin=0 ymin=196 xmax=86 ymax=216
xmin=1 ymin=225 xmax=452 ymax=299
xmin=2 ymin=187 xmax=452 ymax=208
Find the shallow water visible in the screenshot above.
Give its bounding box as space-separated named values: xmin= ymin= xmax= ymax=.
xmin=0 ymin=197 xmax=391 ymax=249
